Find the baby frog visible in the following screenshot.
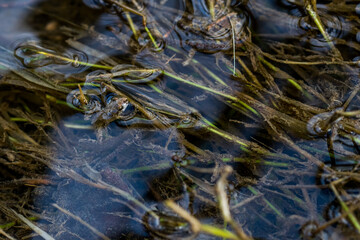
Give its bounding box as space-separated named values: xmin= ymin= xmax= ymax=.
xmin=66 ymin=85 xmax=136 ymax=126
xmin=306 ymin=105 xmax=360 ymax=166
xmin=306 ymin=107 xmax=344 ymax=137
xmin=177 ymin=0 xmax=249 ymax=52
xmin=93 ymin=93 xmax=136 ymax=126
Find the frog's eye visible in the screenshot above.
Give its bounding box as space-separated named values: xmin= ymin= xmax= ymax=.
xmin=118 ymin=101 xmax=136 ymax=121
xmin=179 ymin=114 xmax=199 ymax=128
xmin=181 ymin=117 xmax=192 ymax=125
xmin=105 ymin=93 xmax=117 ymax=105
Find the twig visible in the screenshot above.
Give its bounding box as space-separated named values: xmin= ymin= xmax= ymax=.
xmin=165 ymin=200 xmax=239 ymax=239
xmin=0 ymin=228 xmax=16 ymax=240
xmin=216 ymin=166 xmax=253 ymax=240
xmin=10 ymin=209 xmax=54 ymax=240
xmin=52 ymin=204 xmax=110 ymax=240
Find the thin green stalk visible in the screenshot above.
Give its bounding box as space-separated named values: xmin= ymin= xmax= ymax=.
xmin=305 ymin=2 xmax=340 ymax=56
xmin=229 ymin=16 xmax=236 ymax=76
xmin=144 ymin=26 xmax=159 ymax=49
xmin=247 ymin=186 xmax=285 ymax=218
xmin=281 ymin=189 xmax=307 ymax=207
xmin=207 ymin=127 xmax=248 ymax=147
xmin=200 ymin=224 xmax=239 ymax=240
xmin=165 ymin=200 xmax=239 ymax=240
xmin=163 ymin=71 xmax=258 ymax=115
xmin=63 ymin=122 xmax=93 ymax=129
xmin=287 ymin=79 xmax=303 ymax=91
xmin=148 ymin=83 xmax=163 ymax=93
xmin=125 ymin=11 xmax=139 ymax=40
xmin=0 ymin=222 xmax=15 ymax=229
xmin=122 ymin=162 xmax=171 ymax=174
xmin=208 ymin=0 xmax=215 ymax=20
xmin=0 ymin=217 xmax=38 ymax=230
xmin=35 ymin=50 xmax=112 ymax=70
xmin=168 ymin=47 xmax=228 ymax=86
xmin=258 ymin=56 xmax=307 ymax=95
xmin=330 ymin=184 xmax=360 ymax=231
xmin=258 ymin=56 xmax=279 ymax=71
xmin=305 ymin=4 xmax=331 ymax=44
xmin=60 ymin=82 xmax=100 ymax=87
xmin=230 ymin=158 xmax=289 ymax=167
xmin=46 ymin=95 xmax=83 ymax=111
xmin=10 ymin=117 xmax=45 ymax=124
xmin=202 ymin=64 xmax=228 ymax=86
xmin=236 ymin=57 xmax=262 ymax=88
xmin=201 ymin=117 xmax=217 ymax=128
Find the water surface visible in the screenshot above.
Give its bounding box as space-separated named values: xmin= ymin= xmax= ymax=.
xmin=0 ymin=0 xmax=360 ymax=239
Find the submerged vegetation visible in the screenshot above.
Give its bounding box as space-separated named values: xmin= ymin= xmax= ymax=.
xmin=1 ymin=0 xmax=360 ymax=239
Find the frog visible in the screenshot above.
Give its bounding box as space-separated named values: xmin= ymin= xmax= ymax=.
xmin=306 ymin=107 xmax=344 ymax=137
xmin=67 ymin=63 xmax=206 ymax=134
xmin=306 ymin=105 xmax=360 ymax=166
xmin=66 ymin=84 xmax=136 ymax=129
xmin=176 ymin=0 xmax=249 ymax=52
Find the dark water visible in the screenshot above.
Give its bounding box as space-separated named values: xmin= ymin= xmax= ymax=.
xmin=1 ymin=0 xmax=360 ymax=239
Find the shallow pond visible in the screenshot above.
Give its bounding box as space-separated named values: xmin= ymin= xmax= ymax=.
xmin=0 ymin=0 xmax=360 ymax=239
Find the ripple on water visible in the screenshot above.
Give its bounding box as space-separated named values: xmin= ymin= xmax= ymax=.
xmin=298 ymin=14 xmax=343 ymax=43
xmin=136 ymin=30 xmax=166 ymax=52
xmin=13 ymin=40 xmax=89 ymax=73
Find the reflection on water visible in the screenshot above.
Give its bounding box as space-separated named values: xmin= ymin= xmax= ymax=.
xmin=14 ymin=41 xmax=90 ymax=73
xmin=1 ymin=0 xmax=360 ymax=239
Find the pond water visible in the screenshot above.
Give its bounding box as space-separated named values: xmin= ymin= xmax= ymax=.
xmin=1 ymin=0 xmax=360 ymax=239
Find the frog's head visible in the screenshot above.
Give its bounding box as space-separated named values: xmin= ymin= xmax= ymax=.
xmin=176 ymin=112 xmax=203 ymax=129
